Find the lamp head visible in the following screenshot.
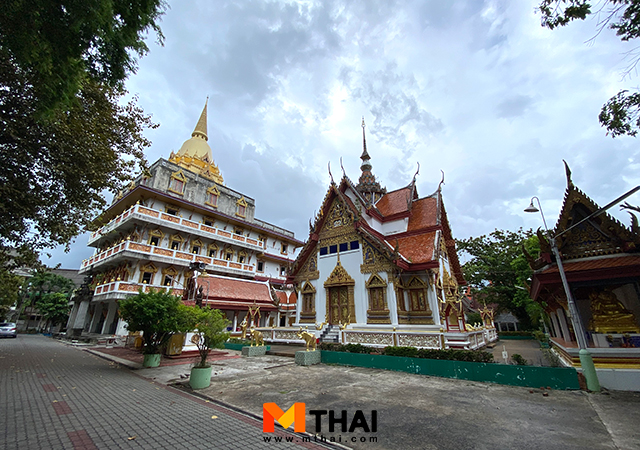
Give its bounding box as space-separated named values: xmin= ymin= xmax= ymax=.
xmin=524 ymin=200 xmax=539 ymax=213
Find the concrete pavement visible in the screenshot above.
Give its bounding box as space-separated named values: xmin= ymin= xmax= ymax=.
xmin=0 ymin=335 xmax=333 ymax=450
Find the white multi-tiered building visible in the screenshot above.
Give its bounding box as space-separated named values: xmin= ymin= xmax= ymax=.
xmin=68 ymin=101 xmax=303 ymax=337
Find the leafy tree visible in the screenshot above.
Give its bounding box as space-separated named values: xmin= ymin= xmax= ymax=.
xmin=21 ymin=270 xmax=75 ymax=330
xmin=0 ymin=53 xmax=157 ymax=265
xmin=36 ymin=292 xmax=71 ymax=330
xmin=0 ymin=0 xmax=166 ymax=114
xmin=456 ymin=229 xmax=543 ymax=330
xmin=0 ymin=1 xmax=164 ymax=266
xmin=539 ymin=0 xmax=640 ymax=137
xmin=119 ymin=289 xmax=189 ymax=355
xmin=0 ymin=268 xmax=23 ymax=320
xmin=184 ymin=306 xmax=231 ymax=368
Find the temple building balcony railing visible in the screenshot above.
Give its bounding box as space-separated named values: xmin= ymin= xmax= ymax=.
xmin=87 ymin=203 xmax=265 ymax=252
xmin=80 ymin=240 xmax=256 ymax=277
xmin=92 ymin=281 xmax=184 ymax=302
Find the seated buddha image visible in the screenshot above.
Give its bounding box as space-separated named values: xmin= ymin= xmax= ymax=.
xmin=588 ymin=290 xmax=640 ymax=334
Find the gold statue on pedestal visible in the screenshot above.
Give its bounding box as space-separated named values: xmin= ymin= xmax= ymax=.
xmin=249 ymin=327 xmax=264 ymax=346
xmin=297 ymin=327 xmax=317 ymax=351
xmin=589 ymin=290 xmax=640 ymax=334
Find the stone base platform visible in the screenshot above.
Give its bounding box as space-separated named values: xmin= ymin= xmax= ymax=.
xmin=242 ymin=346 xmax=267 ymax=357
xmin=295 ymin=350 xmax=321 ymax=366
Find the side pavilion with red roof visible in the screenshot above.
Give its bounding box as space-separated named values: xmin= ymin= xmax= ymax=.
xmin=527 ymin=164 xmax=640 ymax=390
xmin=286 ymin=121 xmax=497 ymax=350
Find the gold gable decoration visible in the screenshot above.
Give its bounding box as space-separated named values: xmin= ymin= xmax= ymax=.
xmin=324 ymin=261 xmax=355 ymax=287
xmin=320 ymin=198 xmax=355 ymax=239
xmin=360 ymin=240 xmax=393 ymax=274
xmin=552 ymin=181 xmax=640 ymax=259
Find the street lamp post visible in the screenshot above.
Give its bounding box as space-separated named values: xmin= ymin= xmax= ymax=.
xmin=525 ymin=197 xmax=600 ymax=391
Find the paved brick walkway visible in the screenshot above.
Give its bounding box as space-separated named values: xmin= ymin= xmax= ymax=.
xmin=0 ymin=335 xmax=332 ymax=450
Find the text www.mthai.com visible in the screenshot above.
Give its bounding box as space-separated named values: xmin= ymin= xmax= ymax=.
xmin=263 ymin=435 xmax=378 ymax=444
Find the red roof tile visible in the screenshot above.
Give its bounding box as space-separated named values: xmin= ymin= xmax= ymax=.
xmin=376 ymin=187 xmax=412 ymax=216
xmin=197 ymin=276 xmax=276 ymax=310
xmin=390 ymin=231 xmax=437 ymax=264
xmin=407 ymin=197 xmax=438 ymax=231
xmin=539 ymin=255 xmax=640 ymax=274
xmin=275 ymin=291 xmax=288 ymax=304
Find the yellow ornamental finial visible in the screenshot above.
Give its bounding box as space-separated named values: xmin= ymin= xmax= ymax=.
xmin=192 ymin=97 xmax=208 ymax=141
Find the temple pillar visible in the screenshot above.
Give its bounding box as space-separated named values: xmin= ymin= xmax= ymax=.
xmin=232 ymin=311 xmax=238 ymax=331
xmin=101 ymin=302 xmax=118 ymax=335
xmin=66 ymin=302 xmax=80 ymax=336
xmin=72 ymin=300 xmax=90 ymax=335
xmin=89 ymin=303 xmax=103 ymax=333
xmin=557 ymin=308 xmax=572 ymax=342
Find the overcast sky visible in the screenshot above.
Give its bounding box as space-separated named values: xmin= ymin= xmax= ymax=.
xmin=45 ymin=0 xmax=640 ymax=269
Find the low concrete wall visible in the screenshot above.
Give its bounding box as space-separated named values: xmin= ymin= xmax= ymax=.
xmin=321 ymin=351 xmax=580 ymax=390
xmin=224 ymin=343 xmax=270 ymax=351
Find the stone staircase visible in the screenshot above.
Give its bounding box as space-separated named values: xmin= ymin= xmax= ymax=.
xmin=319 ymin=325 xmax=339 ymax=343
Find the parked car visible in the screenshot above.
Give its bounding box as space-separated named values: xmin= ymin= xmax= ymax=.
xmin=0 ymin=322 xmax=17 ymax=338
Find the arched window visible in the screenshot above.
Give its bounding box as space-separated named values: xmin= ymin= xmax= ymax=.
xmin=205 ymin=185 xmax=220 ymax=208
xmin=236 ymin=196 xmax=248 ymax=217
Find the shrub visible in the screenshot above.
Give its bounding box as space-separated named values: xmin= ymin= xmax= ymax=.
xmin=511 ymin=354 xmax=528 ymax=366
xmin=384 ymin=346 xmax=494 ymax=363
xmin=498 ymin=331 xmax=533 ymax=337
xmin=318 ymin=342 xmax=375 ymax=353
xmin=382 ymin=346 xmax=419 ymax=358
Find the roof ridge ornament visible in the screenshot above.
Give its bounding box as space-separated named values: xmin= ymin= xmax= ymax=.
xmin=361 ymin=116 xmax=370 ymax=161
xmin=563 ymin=159 xmax=574 ymax=189
xmin=438 ymin=170 xmax=445 ymax=192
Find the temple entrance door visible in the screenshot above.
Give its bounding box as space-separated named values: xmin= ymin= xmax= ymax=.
xmin=328 ymin=286 xmax=349 ymax=324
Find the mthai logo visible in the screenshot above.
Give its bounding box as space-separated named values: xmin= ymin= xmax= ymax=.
xmin=263 ymin=403 xmax=377 ymax=434
xmin=263 ymin=402 xmax=306 ymax=432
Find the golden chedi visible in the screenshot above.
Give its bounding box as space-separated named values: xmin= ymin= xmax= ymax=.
xmin=589 ymin=290 xmax=640 ymax=334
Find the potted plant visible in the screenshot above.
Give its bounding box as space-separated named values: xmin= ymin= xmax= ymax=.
xmin=186 ymin=306 xmax=230 ymax=389
xmin=118 ymin=289 xmax=185 ymax=367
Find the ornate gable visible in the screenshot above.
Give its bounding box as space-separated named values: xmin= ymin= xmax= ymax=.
xmin=551 ymin=176 xmax=640 ymax=259
xmin=324 ymin=261 xmax=355 ymax=287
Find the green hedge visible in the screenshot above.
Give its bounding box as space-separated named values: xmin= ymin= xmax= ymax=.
xmin=498 ymin=331 xmax=532 ymax=337
xmin=383 ymin=346 xmax=494 ymax=363
xmin=319 ymin=343 xmax=494 ymax=363
xmin=318 ymin=343 xmax=375 ymax=354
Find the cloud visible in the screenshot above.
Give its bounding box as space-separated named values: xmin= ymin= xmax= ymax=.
xmin=44 ymin=0 xmax=640 ymax=270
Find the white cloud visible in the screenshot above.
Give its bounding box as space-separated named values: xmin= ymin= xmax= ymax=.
xmin=45 ymin=0 xmax=640 ymax=268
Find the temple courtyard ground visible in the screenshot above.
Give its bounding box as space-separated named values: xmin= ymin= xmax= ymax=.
xmin=2 ymin=335 xmax=639 ymax=450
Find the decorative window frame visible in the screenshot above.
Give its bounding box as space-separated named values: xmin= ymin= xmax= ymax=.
xmin=202 ymin=216 xmax=216 ymax=227
xmin=366 ymin=274 xmax=390 ymax=324
xmin=281 ymin=243 xmax=288 ymax=255
xmin=236 ymin=196 xmax=248 ymax=218
xmin=205 ymin=185 xmax=220 ymax=208
xmin=208 ymin=243 xmax=218 ymax=258
xmin=224 ymin=247 xmax=234 ymax=261
xmin=191 ymin=239 xmax=204 ymax=255
xmin=405 ymin=275 xmax=433 ymax=324
xmin=161 ymin=266 xmax=179 ymax=286
xmin=169 ymin=234 xmax=184 ymax=251
xmin=237 ymin=250 xmax=247 ymax=264
xmin=147 ymin=229 xmax=164 ymax=246
xmin=168 ymin=170 xmax=187 ymax=195
xmin=164 ymin=204 xmax=181 ymax=216
xmin=300 ymin=281 xmax=316 ymax=323
xmin=139 ymin=262 xmax=158 ymax=284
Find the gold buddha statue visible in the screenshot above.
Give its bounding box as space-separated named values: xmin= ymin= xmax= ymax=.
xmin=589 ymin=290 xmax=640 ymax=334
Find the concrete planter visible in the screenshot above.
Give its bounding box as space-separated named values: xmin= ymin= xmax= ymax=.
xmin=143 ymin=353 xmax=161 ymax=368
xmin=189 ymin=366 xmax=212 ymax=389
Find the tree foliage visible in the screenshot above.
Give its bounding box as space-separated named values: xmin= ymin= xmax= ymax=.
xmin=456 ymin=229 xmax=543 ymax=330
xmin=185 ymin=307 xmax=231 ymax=368
xmin=36 ymin=292 xmax=71 ymax=328
xmin=0 ymin=268 xmax=23 ymax=320
xmin=0 ymin=0 xmax=166 ymax=114
xmin=539 ymin=0 xmax=640 ymax=137
xmin=119 ymin=290 xmax=190 ymax=355
xmin=0 ymin=1 xmax=164 ymax=266
xmin=0 ymin=51 xmax=157 ymax=265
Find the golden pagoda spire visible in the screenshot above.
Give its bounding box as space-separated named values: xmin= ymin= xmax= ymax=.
xmin=192 ymin=97 xmax=208 ymax=141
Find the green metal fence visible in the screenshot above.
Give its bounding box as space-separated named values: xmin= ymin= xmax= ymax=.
xmin=321 ymin=351 xmax=580 ymax=390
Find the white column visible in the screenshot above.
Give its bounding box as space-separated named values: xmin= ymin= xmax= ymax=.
xmin=101 ymin=301 xmax=118 ymax=335
xmin=557 ymin=308 xmax=572 ymax=342
xmin=72 ymin=300 xmax=90 ymax=330
xmin=89 ymin=303 xmax=103 ymax=333
xmin=232 ymin=311 xmax=238 ymax=331
xmin=66 ymin=302 xmax=80 ymax=332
